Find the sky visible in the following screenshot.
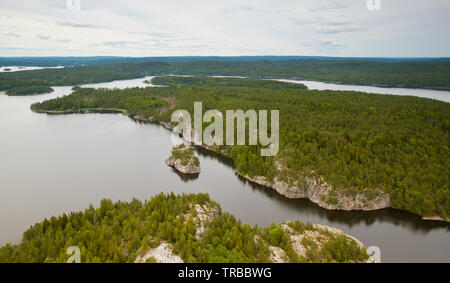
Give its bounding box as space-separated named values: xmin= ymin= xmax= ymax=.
xmin=0 ymin=0 xmax=449 ymax=57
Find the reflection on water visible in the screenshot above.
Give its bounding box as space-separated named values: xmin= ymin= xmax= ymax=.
xmin=239 ymin=174 xmax=449 ymax=233
xmin=0 ymin=77 xmax=448 ymax=262
xmin=170 ymin=167 xmax=200 ymax=182
xmin=197 ymin=145 xmax=450 ymax=234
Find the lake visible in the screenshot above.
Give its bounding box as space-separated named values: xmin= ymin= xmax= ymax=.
xmin=0 ymin=77 xmax=448 ymax=262
xmin=278 ymin=79 xmax=450 ymax=102
xmin=0 ymin=66 xmax=65 ymax=72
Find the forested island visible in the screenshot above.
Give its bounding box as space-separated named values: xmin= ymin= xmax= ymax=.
xmin=30 ymin=76 xmax=450 ymax=221
xmin=0 ymin=193 xmax=370 ymax=263
xmin=1 ymin=59 xmax=450 ymax=93
xmin=0 ymin=62 xmax=171 ymax=92
xmin=152 ymin=76 xmax=308 ymax=90
xmin=5 ymin=86 xmax=54 ymax=96
xmin=166 ymin=145 xmax=201 ymax=175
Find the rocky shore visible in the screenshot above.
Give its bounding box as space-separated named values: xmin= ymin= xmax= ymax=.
xmin=135 ymin=201 xmax=373 ymax=263
xmin=141 ymin=115 xmax=391 ymax=212
xmin=165 ymin=145 xmax=201 ymax=175
xmin=32 ymin=108 xmax=447 ymax=222
xmin=236 ymin=172 xmax=391 ymax=212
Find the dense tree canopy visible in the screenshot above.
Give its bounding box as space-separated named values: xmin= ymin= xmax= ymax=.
xmin=170 ymin=144 xmax=200 ymax=167
xmin=170 ymin=60 xmax=450 ymax=90
xmin=0 ymin=62 xmax=172 ymax=91
xmin=152 ymin=76 xmax=307 ymax=90
xmin=2 ymin=59 xmax=450 ymax=92
xmin=0 ymin=193 xmax=368 ymax=263
xmin=31 ymin=77 xmax=450 ymax=219
xmin=5 ymin=86 xmax=53 ymax=96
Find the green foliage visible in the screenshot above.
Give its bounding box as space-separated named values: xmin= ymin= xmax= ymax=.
xmin=287 ymin=220 xmax=308 ymax=234
xmin=170 ymin=144 xmax=200 ymax=167
xmin=0 ymin=193 xmax=368 ymax=263
xmin=168 ymin=60 xmax=450 ymax=90
xmin=31 ymin=87 xmax=167 ymax=118
xmin=152 ymin=76 xmax=307 ymax=90
xmin=5 ymin=86 xmax=54 ymax=96
xmin=0 ymin=62 xmax=171 ymax=91
xmin=2 ymin=59 xmax=450 ymax=93
xmin=30 ymin=77 xmax=450 ymax=218
xmin=322 ymin=235 xmax=369 ymax=263
xmin=0 ymin=193 xmax=208 ymax=263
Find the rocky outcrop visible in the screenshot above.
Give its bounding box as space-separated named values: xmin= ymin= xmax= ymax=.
xmin=253 ymin=222 xmax=371 ymax=263
xmin=281 ymin=222 xmax=375 ymax=263
xmin=161 ymin=117 xmax=390 ymax=212
xmin=136 ymin=202 xmax=220 ymax=263
xmin=38 ymin=107 xmax=446 ymax=221
xmin=34 ymin=108 xmax=391 ymax=213
xmin=192 ymin=204 xmax=220 ymax=238
xmin=422 ymin=216 xmax=450 ymax=223
xmin=310 ymin=224 xmax=366 ymax=250
xmin=183 ymin=203 xmax=221 ymax=239
xmin=237 ymin=172 xmax=390 ymax=212
xmin=134 ymin=242 xmax=184 ymax=263
xmin=166 ymin=145 xmax=201 ymax=175
xmin=268 ymin=245 xmax=289 ymax=263
xmin=166 ymin=157 xmax=200 ymax=175
xmin=33 ymin=108 xmax=127 ymax=115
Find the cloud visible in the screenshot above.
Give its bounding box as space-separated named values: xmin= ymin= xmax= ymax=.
xmin=290 ymin=17 xmax=353 ymax=27
xmin=56 ymin=21 xmax=105 ymax=29
xmin=315 ymin=26 xmax=365 ymax=34
xmin=36 ymin=34 xmax=51 ymax=40
xmin=102 ymin=41 xmax=136 ymax=47
xmin=0 ymin=47 xmax=21 ymax=50
xmin=223 ymin=6 xmax=258 ymax=13
xmin=290 ymin=17 xmax=363 ymax=35
xmin=3 ymin=32 xmax=21 ymax=38
xmin=55 ymin=38 xmax=71 ymax=43
xmin=35 ymin=34 xmax=70 ymax=43
xmin=0 ymin=0 xmax=448 ymax=57
xmin=130 ymin=31 xmax=176 ymax=38
xmin=289 ymin=18 xmax=320 ymax=26
xmin=302 ymin=39 xmax=343 ymax=49
xmin=307 ymin=1 xmax=350 ymax=13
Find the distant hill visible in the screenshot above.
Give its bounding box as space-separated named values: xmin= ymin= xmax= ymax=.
xmin=1 ymin=56 xmax=449 ymax=67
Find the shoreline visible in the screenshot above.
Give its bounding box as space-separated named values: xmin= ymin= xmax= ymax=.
xmin=32 ymin=107 xmax=450 ymax=223
xmin=4 ymin=74 xmax=449 ymax=99
xmin=280 ymin=77 xmax=450 ymax=92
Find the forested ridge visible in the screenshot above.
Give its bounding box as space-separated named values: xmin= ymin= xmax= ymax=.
xmin=171 ymin=60 xmax=450 ymax=90
xmin=5 ymin=86 xmax=54 ymax=96
xmin=2 ymin=56 xmax=444 ymax=67
xmin=0 ymin=62 xmax=172 ymax=93
xmin=0 ymin=193 xmax=369 ymax=263
xmin=151 ymin=76 xmax=307 ymax=90
xmin=2 ymin=59 xmax=450 ymax=93
xmin=31 ymin=77 xmax=450 ymax=219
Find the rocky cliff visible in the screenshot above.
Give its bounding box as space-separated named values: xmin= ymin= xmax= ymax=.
xmin=166 ymin=145 xmax=201 ymax=175
xmin=238 ymin=172 xmax=390 ymax=212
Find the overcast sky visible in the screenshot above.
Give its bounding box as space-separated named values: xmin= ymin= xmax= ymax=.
xmin=1 ymin=0 xmax=449 ymax=57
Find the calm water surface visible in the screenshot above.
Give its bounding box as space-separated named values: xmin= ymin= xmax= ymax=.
xmin=278 ymin=79 xmax=450 ymax=102
xmin=0 ymin=77 xmax=448 ymax=262
xmin=0 ymin=66 xmax=64 ymax=72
